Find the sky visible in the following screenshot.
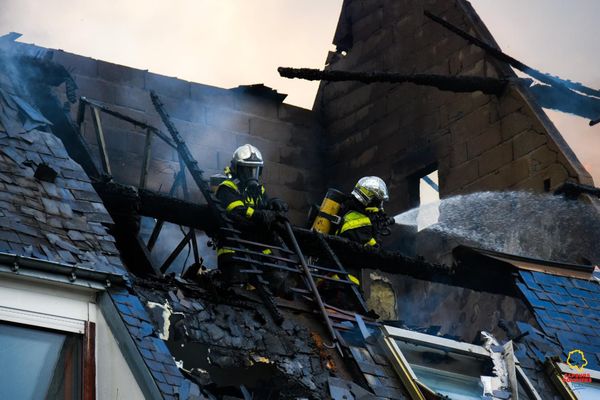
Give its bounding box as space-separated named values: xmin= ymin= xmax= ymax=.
xmin=0 ymin=0 xmax=599 ymax=182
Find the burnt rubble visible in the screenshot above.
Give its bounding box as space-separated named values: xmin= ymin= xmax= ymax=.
xmin=133 ymin=277 xmax=333 ymax=399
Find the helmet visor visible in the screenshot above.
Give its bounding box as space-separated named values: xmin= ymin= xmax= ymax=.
xmin=238 ymin=165 xmax=262 ymax=181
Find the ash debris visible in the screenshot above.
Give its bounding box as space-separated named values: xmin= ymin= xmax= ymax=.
xmin=134 ymin=276 xmax=332 ymax=399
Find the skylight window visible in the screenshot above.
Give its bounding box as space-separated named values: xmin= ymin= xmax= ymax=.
xmin=551 ymin=362 xmax=600 ymax=400
xmin=381 ymin=326 xmax=541 ymax=400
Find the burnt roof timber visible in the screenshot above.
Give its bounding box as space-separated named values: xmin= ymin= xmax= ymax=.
xmin=94 ymin=180 xmax=218 ymax=232
xmin=424 ymin=10 xmax=600 ymax=99
xmin=278 ymin=67 xmax=513 ymax=95
xmin=91 ymin=180 xmax=452 ymax=278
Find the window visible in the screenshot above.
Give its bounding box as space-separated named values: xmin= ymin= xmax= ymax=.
xmin=0 ymin=275 xmax=96 ymax=400
xmin=551 ymin=362 xmax=600 ymax=400
xmin=0 ymin=322 xmax=82 ymax=399
xmin=417 ymin=169 xmax=440 ymax=231
xmin=405 ymin=166 xmax=440 ymax=232
xmin=381 ymin=326 xmax=541 ymax=400
xmin=572 ymin=381 xmax=600 ymax=400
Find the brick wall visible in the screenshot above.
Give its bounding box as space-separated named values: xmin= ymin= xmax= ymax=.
xmin=315 ymin=0 xmax=593 ymax=215
xmin=49 ymin=50 xmax=324 ymax=223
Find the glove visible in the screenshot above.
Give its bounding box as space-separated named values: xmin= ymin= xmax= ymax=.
xmin=253 ymin=209 xmax=278 ymax=228
xmin=268 ymin=197 xmax=289 ymax=213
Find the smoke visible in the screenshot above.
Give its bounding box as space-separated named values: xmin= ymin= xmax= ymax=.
xmin=0 ymin=0 xmax=343 ymax=109
xmin=395 ymin=191 xmax=600 ymax=264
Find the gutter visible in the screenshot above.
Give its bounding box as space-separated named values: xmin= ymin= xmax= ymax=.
xmin=0 ymin=251 xmax=129 ymax=289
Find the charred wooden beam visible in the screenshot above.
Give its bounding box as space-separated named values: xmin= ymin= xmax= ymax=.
xmin=94 ymin=179 xmax=451 ymax=279
xmin=93 ymin=181 xmax=218 ymax=232
xmin=290 ymin=227 xmax=452 ymax=280
xmin=554 ymin=181 xmax=600 ymax=199
xmin=424 ymin=10 xmax=600 ymax=99
xmin=278 ymin=67 xmax=510 ymax=95
xmin=79 ymin=97 xmax=177 ymax=149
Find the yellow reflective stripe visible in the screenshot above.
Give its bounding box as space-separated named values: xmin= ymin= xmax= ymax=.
xmin=331 ymin=273 xmax=360 ymax=285
xmin=339 ymin=211 xmax=372 ymax=234
xmin=220 ymin=180 xmax=239 ymax=191
xmin=262 ymin=248 xmax=272 ymax=255
xmin=226 ymin=200 xmax=245 ymax=212
xmin=344 ymin=211 xmax=371 ymax=222
xmin=217 ymin=248 xmax=235 ymax=257
xmin=246 ymin=207 xmax=255 ymax=218
xmin=365 ymin=207 xmax=380 ymax=213
xmin=261 ymin=186 xmax=265 ymax=194
xmin=365 ymin=237 xmax=377 ymax=247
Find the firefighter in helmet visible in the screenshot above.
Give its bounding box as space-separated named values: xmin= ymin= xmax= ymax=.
xmin=336 ymin=176 xmax=392 ymax=248
xmin=215 ymin=144 xmax=288 ymax=283
xmin=313 ymin=176 xmax=392 ymax=295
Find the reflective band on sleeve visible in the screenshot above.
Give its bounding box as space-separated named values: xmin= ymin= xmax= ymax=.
xmin=217 ymin=248 xmax=236 ymax=257
xmin=365 ymin=237 xmax=377 ymax=247
xmin=338 ymin=211 xmax=372 ymax=234
xmin=331 ymin=273 xmax=360 ymax=286
xmin=226 ymin=200 xmax=245 ymax=212
xmin=220 ymin=180 xmax=239 ymax=191
xmin=262 ymin=248 xmax=272 ymax=255
xmin=246 ymin=207 xmax=255 ymax=218
xmin=365 ymin=207 xmax=380 ymax=213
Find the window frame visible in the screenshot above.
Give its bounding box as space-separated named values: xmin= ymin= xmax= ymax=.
xmin=546 ymin=359 xmax=600 ymax=400
xmin=0 ymin=275 xmax=97 ymax=400
xmin=381 ymin=325 xmax=542 ymax=400
xmin=408 ymin=163 xmax=439 ymax=209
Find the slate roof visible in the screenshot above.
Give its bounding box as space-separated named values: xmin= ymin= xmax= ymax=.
xmin=516 ymin=270 xmax=600 ymax=369
xmin=0 ymin=58 xmax=203 ymax=398
xmin=512 ymin=322 xmax=566 ymax=400
xmin=110 ymin=288 xmax=206 ymax=400
xmin=132 ymin=281 xmax=332 ymax=398
xmin=340 ymin=325 xmax=408 ymax=399
xmin=0 ymin=95 xmax=125 ymax=275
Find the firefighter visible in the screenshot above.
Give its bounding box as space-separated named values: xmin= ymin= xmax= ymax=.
xmin=336 ymin=176 xmax=392 ymax=248
xmin=314 ymin=176 xmax=392 ymax=310
xmin=215 ymin=144 xmax=288 ymax=284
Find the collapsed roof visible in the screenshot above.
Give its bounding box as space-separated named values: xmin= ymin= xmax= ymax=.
xmin=0 ymin=0 xmax=599 ymax=399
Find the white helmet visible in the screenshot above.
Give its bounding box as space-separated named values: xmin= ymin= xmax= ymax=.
xmin=231 ymin=144 xmax=263 ymax=181
xmin=351 ymin=176 xmax=389 ymax=207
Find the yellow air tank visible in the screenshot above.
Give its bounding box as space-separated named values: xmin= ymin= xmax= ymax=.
xmin=311 ymin=189 xmax=345 ymax=234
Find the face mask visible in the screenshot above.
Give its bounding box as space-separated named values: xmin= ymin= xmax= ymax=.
xmin=238 ymin=166 xmax=261 ymax=182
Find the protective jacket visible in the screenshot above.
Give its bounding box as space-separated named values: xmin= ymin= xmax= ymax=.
xmin=215 ymin=178 xmax=271 ymax=257
xmin=217 ymin=179 xmax=266 ymax=224
xmin=336 ymin=198 xmax=379 ymax=248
